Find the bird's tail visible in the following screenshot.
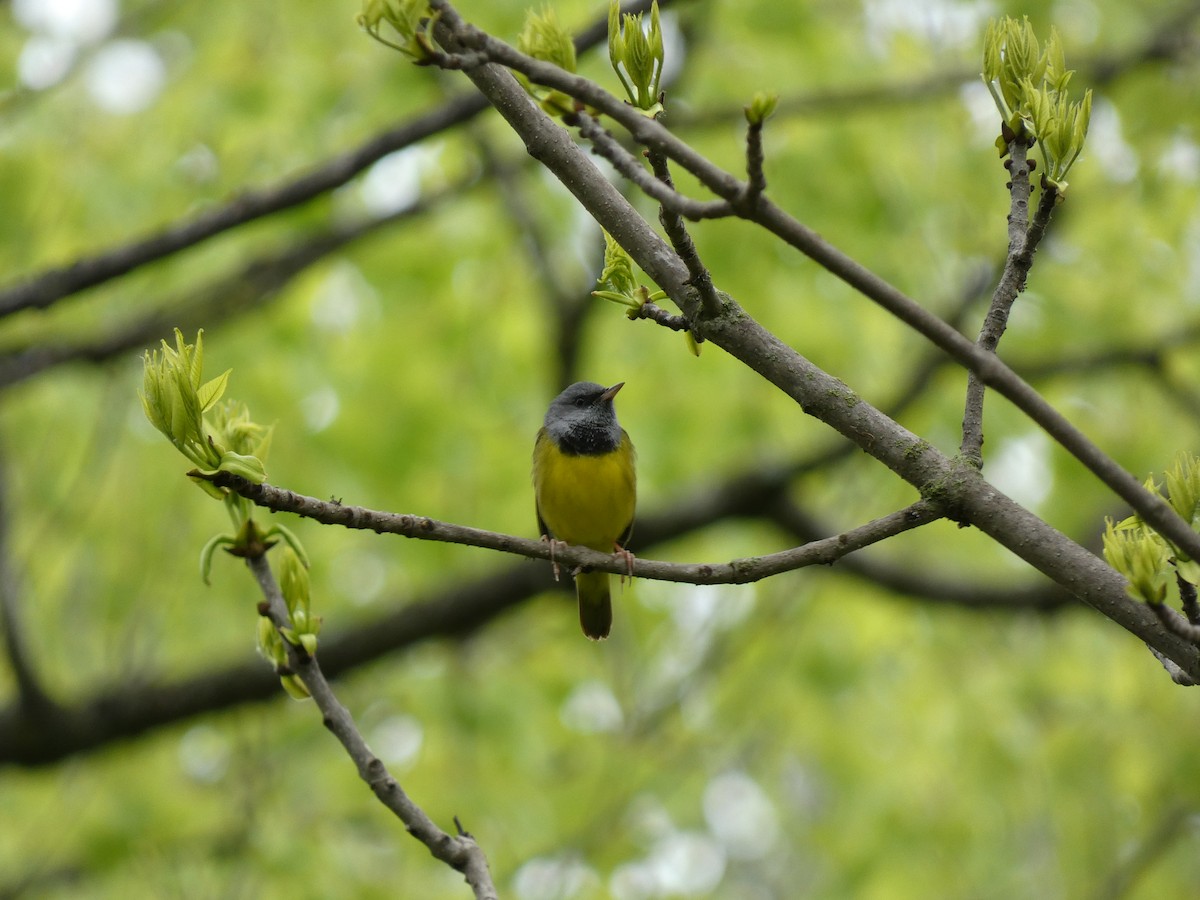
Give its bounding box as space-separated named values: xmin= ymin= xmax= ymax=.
xmin=575 ymin=569 xmax=612 ymax=640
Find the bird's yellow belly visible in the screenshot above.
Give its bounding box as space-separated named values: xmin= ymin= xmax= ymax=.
xmin=536 ymin=443 xmax=635 ymax=550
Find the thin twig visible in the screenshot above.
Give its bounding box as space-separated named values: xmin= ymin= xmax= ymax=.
xmin=743 ymin=112 xmax=768 ymax=202
xmin=573 ymin=111 xmax=730 ymax=220
xmin=245 ymin=554 xmax=497 ymax=899
xmin=1149 ymin=600 xmax=1200 ymax=644
xmin=201 ymin=471 xmax=943 ymax=585
xmin=646 ymin=148 xmax=723 ymax=317
xmin=764 ymin=496 xmax=1073 ymax=611
xmin=629 ymin=300 xmax=694 ymax=332
xmin=960 ymin=140 xmax=1044 ymax=466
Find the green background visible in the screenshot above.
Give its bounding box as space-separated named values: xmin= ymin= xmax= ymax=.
xmin=3 ymin=0 xmax=1200 ymax=897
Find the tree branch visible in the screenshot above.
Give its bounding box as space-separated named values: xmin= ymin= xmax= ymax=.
xmin=646 ymin=147 xmax=723 ymax=317
xmin=425 ymin=5 xmax=1200 ymax=678
xmin=198 ymin=471 xmax=942 ymax=585
xmin=0 ymin=186 xmax=448 ymax=389
xmin=0 ymin=452 xmax=1088 ymax=769
xmin=429 ymin=2 xmax=1200 ymax=566
xmin=960 ymin=139 xmax=1040 ymax=466
xmin=764 ymin=497 xmax=1075 ymax=611
xmin=245 ymin=554 xmax=497 ymax=899
xmin=0 ymin=0 xmax=661 ymax=319
xmin=574 ymin=111 xmax=731 ymax=220
xmin=0 ymin=97 xmax=487 ymax=318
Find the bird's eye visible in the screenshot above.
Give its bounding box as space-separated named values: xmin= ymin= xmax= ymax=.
xmin=573 ymin=398 xmax=586 ymax=408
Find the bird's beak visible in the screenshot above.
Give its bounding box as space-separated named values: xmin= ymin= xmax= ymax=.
xmin=601 ymin=382 xmax=625 ymax=402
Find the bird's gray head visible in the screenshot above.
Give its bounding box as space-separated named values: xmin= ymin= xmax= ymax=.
xmin=544 ymin=381 xmax=625 ymax=455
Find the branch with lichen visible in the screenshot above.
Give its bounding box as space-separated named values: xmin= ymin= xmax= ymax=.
xmin=962 ymin=16 xmax=1094 ymax=466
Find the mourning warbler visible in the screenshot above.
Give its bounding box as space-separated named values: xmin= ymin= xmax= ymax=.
xmin=533 ymin=381 xmax=636 ymax=640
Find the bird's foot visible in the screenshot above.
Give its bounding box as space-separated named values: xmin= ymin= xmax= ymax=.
xmin=540 ymin=534 xmax=569 ymax=582
xmin=614 ymin=543 xmax=636 ymax=587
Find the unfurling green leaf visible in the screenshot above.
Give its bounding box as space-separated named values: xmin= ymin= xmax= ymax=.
xmin=280 ymin=674 xmax=311 ymax=700
xmin=140 ymin=329 xmax=216 ymax=468
xmin=1100 ymin=453 xmax=1200 ymax=605
xmin=1102 ymin=518 xmax=1170 ymax=604
xmin=357 ymin=0 xmax=439 ymax=61
xmin=197 ymin=368 xmax=231 ymax=413
xmin=199 ymin=533 xmax=236 ymax=584
xmin=265 ymin=523 xmax=310 ymax=570
xmin=216 ymin=449 xmax=268 ymax=484
xmin=608 ymin=0 xmax=664 ymax=111
xmin=518 ymin=6 xmax=576 ymax=74
xmin=277 ymin=546 xmax=320 ymax=654
xmin=279 ymin=547 xmax=310 ymax=613
xmin=516 ymin=7 xmax=578 ymax=117
xmin=1165 ymin=452 xmax=1200 ymax=525
xmin=298 ymin=632 xmax=320 ymax=657
xmin=594 ymin=230 xmax=641 ymax=308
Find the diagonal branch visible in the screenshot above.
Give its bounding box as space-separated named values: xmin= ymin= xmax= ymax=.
xmin=0 ymin=96 xmax=487 ymax=318
xmin=245 ymin=554 xmax=497 ymax=899
xmin=764 ymin=497 xmax=1075 ymax=611
xmin=573 ymin=111 xmax=731 ymax=220
xmin=0 ymin=173 xmax=459 ymax=390
xmin=428 ymin=2 xmax=1200 ymax=567
xmin=424 ymin=5 xmax=1200 ymax=678
xmin=0 ymin=0 xmax=663 ymax=320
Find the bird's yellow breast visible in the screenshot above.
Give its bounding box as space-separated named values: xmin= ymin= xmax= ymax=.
xmin=533 ymin=429 xmax=636 ymax=551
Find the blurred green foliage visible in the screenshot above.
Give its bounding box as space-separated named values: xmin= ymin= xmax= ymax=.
xmin=3 ymin=0 xmax=1200 ymax=897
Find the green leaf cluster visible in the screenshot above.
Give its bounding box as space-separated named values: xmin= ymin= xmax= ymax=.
xmin=982 ymin=16 xmax=1092 ymax=192
xmin=608 ymin=0 xmax=664 ymax=112
xmin=515 ymin=7 xmax=579 ymax=117
xmin=591 ymin=230 xmax=646 ymax=312
xmin=358 ymin=0 xmax=439 ymax=61
xmin=141 ymin=329 xmax=307 ymax=587
xmin=744 ymin=91 xmax=779 ymax=126
xmin=257 ymin=547 xmax=322 ymax=700
xmin=1103 ymin=453 xmax=1200 ymax=603
xmin=141 ymin=329 xmax=269 ymax=494
xmin=140 ymin=329 xmax=233 ymax=474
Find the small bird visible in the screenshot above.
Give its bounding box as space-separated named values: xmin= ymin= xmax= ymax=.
xmin=533 ymin=381 xmax=637 ymax=640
